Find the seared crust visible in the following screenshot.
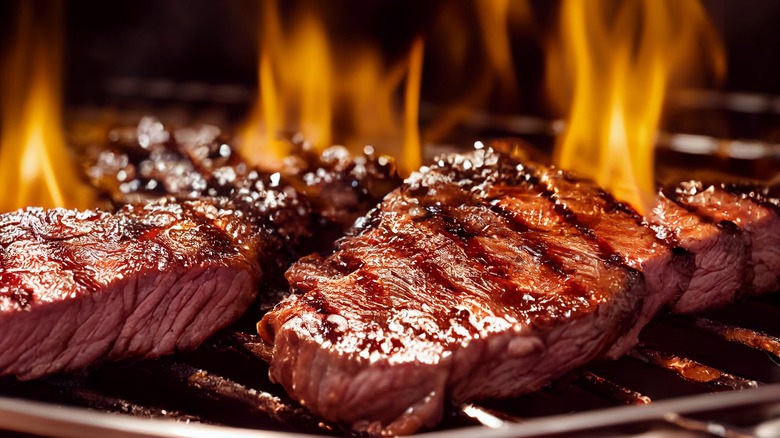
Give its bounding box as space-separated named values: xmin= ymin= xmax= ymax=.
xmin=0 ymin=199 xmax=268 ymax=380
xmin=260 ymin=147 xmax=653 ymax=434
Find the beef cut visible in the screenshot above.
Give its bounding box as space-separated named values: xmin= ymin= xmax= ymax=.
xmin=0 ymin=199 xmax=270 ymax=380
xmin=0 ymin=118 xmax=401 ymax=381
xmin=525 ymin=162 xmax=694 ymax=356
xmin=673 ymin=181 xmax=780 ymax=294
xmin=86 ymin=117 xmax=401 ymax=241
xmin=648 ymin=188 xmax=753 ymax=313
xmin=258 ymin=147 xmax=693 ymax=435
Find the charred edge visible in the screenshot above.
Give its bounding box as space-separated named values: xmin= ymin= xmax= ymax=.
xmin=628 ymin=344 xmax=759 ymax=391
xmin=577 ymin=371 xmax=651 ymax=405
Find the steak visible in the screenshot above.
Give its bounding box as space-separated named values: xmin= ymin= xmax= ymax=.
xmin=86 ymin=117 xmax=402 ymax=242
xmin=258 ymin=147 xmax=681 ymax=435
xmin=0 ymin=118 xmax=400 ymax=381
xmin=524 ymin=163 xmax=694 ymax=355
xmin=674 ymin=181 xmax=780 ymax=294
xmin=648 ymin=188 xmax=753 ymax=313
xmin=0 ymin=199 xmax=270 ymax=380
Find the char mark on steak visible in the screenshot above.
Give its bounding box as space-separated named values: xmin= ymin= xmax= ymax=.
xmin=673 ymin=181 xmax=780 ymax=294
xmin=522 ymin=163 xmax=694 ymax=356
xmin=258 ymin=147 xmax=680 ymax=435
xmin=0 ymin=199 xmax=270 ymax=380
xmin=0 ymin=118 xmax=401 ymax=381
xmin=648 ymin=188 xmax=753 ymax=313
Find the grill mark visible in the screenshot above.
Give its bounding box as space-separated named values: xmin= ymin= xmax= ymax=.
xmin=422 ymin=204 xmax=513 ymax=281
xmin=520 ymin=161 xmax=684 ymax=265
xmin=487 ymin=203 xmax=570 ymax=279
xmin=503 ymin=159 xmax=634 ymax=271
xmin=418 ymin=198 xmax=598 ymax=324
xmin=361 ymin=213 xmax=466 ymax=302
xmin=721 ymin=183 xmax=780 ymax=216
xmin=662 ymin=186 xmax=744 ymax=236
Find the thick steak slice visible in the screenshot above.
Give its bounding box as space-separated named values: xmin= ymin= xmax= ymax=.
xmin=526 ymin=164 xmax=694 ymax=355
xmin=0 ymin=199 xmax=268 ymax=380
xmin=259 ymin=148 xmax=646 ymax=435
xmin=675 ymin=181 xmax=780 ymax=294
xmin=649 ymin=189 xmax=752 ymax=313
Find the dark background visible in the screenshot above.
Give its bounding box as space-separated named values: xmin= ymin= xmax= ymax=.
xmin=3 ymin=0 xmax=780 ymax=131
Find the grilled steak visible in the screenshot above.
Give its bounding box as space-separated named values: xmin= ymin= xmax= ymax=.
xmin=649 ymin=188 xmax=753 ymax=313
xmin=524 ymin=163 xmax=694 ymax=356
xmin=258 ymin=147 xmax=686 ymax=435
xmin=674 ymin=181 xmax=780 ymax=294
xmin=86 ymin=117 xmax=401 ymax=241
xmin=0 ymin=199 xmax=271 ymax=380
xmin=0 ymin=118 xmax=400 ymax=381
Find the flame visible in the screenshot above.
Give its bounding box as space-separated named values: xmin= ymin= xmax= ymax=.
xmin=548 ymin=0 xmax=725 ymax=214
xmin=0 ymin=1 xmax=94 ymax=212
xmin=423 ymin=0 xmax=532 ymax=144
xmin=240 ymin=1 xmax=424 ymax=172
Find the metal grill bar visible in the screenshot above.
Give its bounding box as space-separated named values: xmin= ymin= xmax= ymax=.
xmin=627 ymin=344 xmax=760 ymax=391
xmin=575 ymin=372 xmax=652 ymax=405
xmin=680 ymin=316 xmax=780 ymax=357
xmin=140 ymin=360 xmax=336 ymax=434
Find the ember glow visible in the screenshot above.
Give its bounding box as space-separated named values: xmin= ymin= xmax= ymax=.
xmin=239 ymin=1 xmax=423 ymax=173
xmin=548 ymin=0 xmax=725 ymax=214
xmin=0 ymin=1 xmax=95 ymax=212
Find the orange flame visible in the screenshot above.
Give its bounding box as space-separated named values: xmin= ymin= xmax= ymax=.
xmin=548 ymin=0 xmax=725 ymax=214
xmin=423 ymin=0 xmax=532 ymax=144
xmin=240 ymin=1 xmax=423 ymax=173
xmin=0 ymin=1 xmax=95 ymax=212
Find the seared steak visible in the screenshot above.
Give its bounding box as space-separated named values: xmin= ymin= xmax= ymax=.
xmin=674 ymin=181 xmax=780 ymax=294
xmin=0 ymin=118 xmax=400 ymax=381
xmin=86 ymin=117 xmax=401 ymax=240
xmin=524 ymin=163 xmax=694 ymax=355
xmin=0 ymin=199 xmax=271 ymax=380
xmin=649 ymin=188 xmax=753 ymax=313
xmin=259 ymin=147 xmax=671 ymax=435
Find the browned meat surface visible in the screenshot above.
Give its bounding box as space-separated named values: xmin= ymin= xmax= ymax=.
xmin=649 ymin=189 xmax=753 ymax=313
xmin=674 ymin=181 xmax=780 ymax=294
xmin=86 ymin=117 xmax=401 ymax=242
xmin=259 ymin=147 xmax=660 ymax=435
xmin=0 ymin=118 xmax=401 ymax=382
xmin=0 ymin=199 xmax=271 ymax=380
xmin=523 ymin=163 xmax=694 ymax=356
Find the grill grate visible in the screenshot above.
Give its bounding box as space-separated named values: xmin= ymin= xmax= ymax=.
xmin=0 ymin=294 xmax=779 ymax=437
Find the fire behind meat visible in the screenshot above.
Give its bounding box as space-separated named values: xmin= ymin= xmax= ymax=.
xmin=0 ymin=117 xmax=401 ymax=381
xmin=259 ymin=144 xmax=780 ymax=435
